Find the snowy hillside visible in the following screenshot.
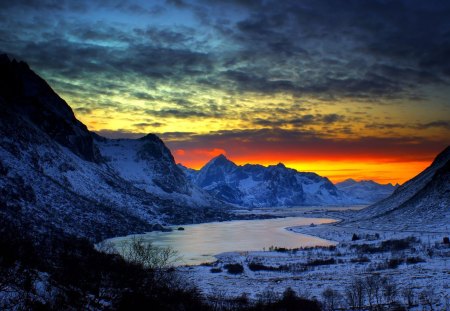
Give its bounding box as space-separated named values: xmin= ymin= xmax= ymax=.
xmin=344 ymin=146 xmax=450 ymax=231
xmin=184 ymin=154 xmax=365 ymax=207
xmin=95 ymin=134 xmax=221 ymax=207
xmin=0 ymin=55 xmax=229 ymax=241
xmin=335 ymin=179 xmax=398 ymax=203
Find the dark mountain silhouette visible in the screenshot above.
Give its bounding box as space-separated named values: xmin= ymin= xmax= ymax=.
xmin=0 ymin=55 xmax=228 ymax=241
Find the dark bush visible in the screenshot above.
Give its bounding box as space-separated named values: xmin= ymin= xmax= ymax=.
xmin=443 ymin=237 xmax=449 ymax=244
xmin=224 ymin=263 xmax=244 ymax=274
xmin=387 ymin=258 xmax=403 ymax=269
xmin=210 ymin=267 xmax=222 ymax=273
xmin=307 ymin=258 xmax=336 ymax=266
xmin=352 ymin=233 xmax=360 ymax=241
xmin=0 ymin=217 xmax=210 ymax=310
xmin=406 ymin=256 xmax=425 ymax=264
xmin=380 ymin=237 xmax=417 ymax=251
xmin=248 ymin=262 xmax=288 ymax=272
xmin=352 ymin=237 xmax=418 ymax=254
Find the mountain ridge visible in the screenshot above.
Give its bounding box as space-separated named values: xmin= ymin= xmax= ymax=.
xmin=180 ymin=154 xmax=368 ymax=207
xmin=335 ymin=178 xmax=398 ymax=204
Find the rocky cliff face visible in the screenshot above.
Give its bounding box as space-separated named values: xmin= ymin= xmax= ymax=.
xmin=0 ymin=54 xmax=101 ymax=163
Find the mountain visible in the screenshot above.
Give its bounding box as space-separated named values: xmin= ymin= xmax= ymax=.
xmin=335 ymin=179 xmax=398 ymax=204
xmin=182 ymin=155 xmax=364 ymax=207
xmin=346 ymin=146 xmax=450 ymax=231
xmin=0 ymin=55 xmax=229 ymax=241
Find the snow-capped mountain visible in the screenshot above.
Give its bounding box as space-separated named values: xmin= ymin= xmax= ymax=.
xmin=0 ymin=55 xmax=229 ymax=241
xmin=335 ymin=179 xmax=398 ymax=204
xmin=345 ymin=146 xmax=450 ymax=231
xmin=182 ymin=154 xmax=364 ymax=207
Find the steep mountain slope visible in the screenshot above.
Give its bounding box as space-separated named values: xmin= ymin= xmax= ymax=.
xmin=345 ymin=146 xmax=450 ymax=231
xmin=183 ymin=155 xmax=364 ymax=207
xmin=0 ymin=55 xmax=228 ymax=241
xmin=335 ymin=179 xmax=398 ymax=204
xmin=95 ymin=134 xmax=219 ymax=207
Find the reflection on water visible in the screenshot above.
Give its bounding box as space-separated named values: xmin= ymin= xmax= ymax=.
xmin=107 ymin=217 xmax=337 ymax=266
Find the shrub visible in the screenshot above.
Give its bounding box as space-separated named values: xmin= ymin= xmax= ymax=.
xmin=443 ymin=237 xmax=449 ymax=244
xmin=321 ymin=287 xmax=342 ymax=311
xmin=210 ymin=267 xmax=222 ymax=273
xmin=387 ymin=258 xmax=403 ymax=269
xmin=380 ymin=237 xmax=417 ymax=251
xmin=307 ymin=258 xmax=336 ymax=266
xmin=248 ymin=262 xmax=289 ymax=272
xmin=224 ymin=263 xmax=244 ymax=274
xmin=405 ymin=256 xmax=425 ymax=264
xmin=118 ymin=236 xmax=179 ymax=271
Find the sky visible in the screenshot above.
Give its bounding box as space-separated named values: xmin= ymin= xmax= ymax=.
xmin=1 ymin=0 xmax=449 ymax=184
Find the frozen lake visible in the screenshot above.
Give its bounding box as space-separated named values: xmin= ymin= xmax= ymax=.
xmin=106 ymin=216 xmax=338 ymax=266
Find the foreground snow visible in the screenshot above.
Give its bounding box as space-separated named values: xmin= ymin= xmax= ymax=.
xmin=178 ymin=217 xmax=450 ymax=309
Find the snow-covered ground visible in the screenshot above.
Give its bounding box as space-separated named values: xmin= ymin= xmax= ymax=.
xmin=177 ymin=212 xmax=450 ymax=309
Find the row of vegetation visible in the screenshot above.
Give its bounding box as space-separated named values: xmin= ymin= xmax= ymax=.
xmin=0 ymin=215 xmax=323 ymax=310
xmin=2 ymin=212 xmax=447 ymax=310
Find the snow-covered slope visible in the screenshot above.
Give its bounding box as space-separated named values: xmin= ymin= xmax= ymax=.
xmin=335 ymin=179 xmax=398 ymax=204
xmin=0 ymin=55 xmax=229 ymax=241
xmin=95 ymin=135 xmax=221 ymax=207
xmin=185 ymin=155 xmax=364 ymax=207
xmin=345 ymin=146 xmax=450 ymax=231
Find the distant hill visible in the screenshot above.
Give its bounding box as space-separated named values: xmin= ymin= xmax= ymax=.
xmin=345 ymin=146 xmax=450 ymax=231
xmin=335 ymin=179 xmax=398 ymax=204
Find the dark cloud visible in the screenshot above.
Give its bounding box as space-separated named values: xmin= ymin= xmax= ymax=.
xmin=74 ymin=107 xmax=93 ymax=115
xmin=366 ymin=120 xmax=450 ymax=131
xmin=321 ymin=114 xmax=344 ymax=124
xmin=95 ymin=129 xmax=146 ymax=139
xmin=1 ymin=0 xmax=449 ymax=154
xmin=163 ymin=128 xmax=448 ymax=163
xmin=252 ymin=113 xmax=344 ymax=128
xmin=134 ymin=122 xmax=165 ymax=128
xmin=3 ymin=0 xmax=450 ymax=103
xmin=417 ymin=120 xmax=450 ymax=130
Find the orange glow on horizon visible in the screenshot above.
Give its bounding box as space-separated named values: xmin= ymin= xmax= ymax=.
xmin=173 ymin=151 xmax=433 ymax=185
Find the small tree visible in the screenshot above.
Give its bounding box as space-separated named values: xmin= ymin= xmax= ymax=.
xmin=401 ymin=285 xmax=416 ymax=308
xmin=382 ymin=276 xmax=398 ymax=305
xmin=119 ymin=236 xmax=179 ymax=271
xmin=345 ymin=277 xmax=365 ymax=310
xmin=257 ymin=288 xmax=279 ymax=304
xmin=322 ymin=287 xmax=342 ymax=311
xmin=419 ymin=288 xmax=437 ymax=311
xmin=364 ymin=274 xmax=383 ymax=308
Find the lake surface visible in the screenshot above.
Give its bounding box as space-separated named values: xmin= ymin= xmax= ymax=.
xmin=106 ymin=217 xmax=338 ymax=266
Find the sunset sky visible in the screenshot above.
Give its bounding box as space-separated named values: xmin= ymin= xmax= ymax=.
xmin=1 ymin=0 xmax=449 ymax=184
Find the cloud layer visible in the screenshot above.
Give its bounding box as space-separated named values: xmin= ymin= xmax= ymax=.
xmin=1 ymin=0 xmax=449 ymax=182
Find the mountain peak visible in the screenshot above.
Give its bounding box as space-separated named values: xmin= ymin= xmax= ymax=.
xmin=215 ymin=153 xmax=227 ymax=160
xmin=343 ymin=178 xmax=357 ymax=183
xmin=139 ymin=133 xmax=162 ymax=143
xmin=0 ymin=54 xmax=101 ymax=163
xmin=209 ymin=154 xmax=233 ymax=165
xmin=0 ymin=53 xmax=11 ymax=63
